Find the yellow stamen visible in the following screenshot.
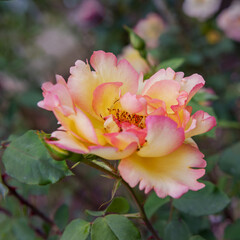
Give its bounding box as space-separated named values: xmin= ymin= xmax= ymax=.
xmin=108 ymin=108 xmax=146 ymax=129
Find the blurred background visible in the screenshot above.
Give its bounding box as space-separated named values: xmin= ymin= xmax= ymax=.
xmin=0 ymin=0 xmax=240 ymax=239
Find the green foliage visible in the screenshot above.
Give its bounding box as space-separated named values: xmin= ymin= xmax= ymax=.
xmin=86 ymin=197 xmax=130 ymax=217
xmin=181 ymin=214 xmax=210 ymax=235
xmin=2 ymin=130 xmax=72 ymax=185
xmin=91 ymin=215 xmax=141 ymax=240
xmin=60 ymin=219 xmax=91 ymax=240
xmin=144 ymin=192 xmax=170 ymax=218
xmin=1 ymin=0 xmax=240 ymax=239
xmin=164 ymin=220 xmax=191 ymax=240
xmin=54 ymin=204 xmax=69 ymax=231
xmin=124 ymin=25 xmax=146 ymax=50
xmin=105 ymin=197 xmax=130 ymax=214
xmin=189 ymin=236 xmax=206 ymax=240
xmin=224 ymin=219 xmax=240 ymax=240
xmin=219 ymin=142 xmax=240 ymax=179
xmin=173 ymin=181 xmax=230 ymax=216
xmin=85 ymin=210 xmax=106 ymax=217
xmin=0 ymin=216 xmax=37 ymax=240
xmin=157 ymin=58 xmax=185 ymax=71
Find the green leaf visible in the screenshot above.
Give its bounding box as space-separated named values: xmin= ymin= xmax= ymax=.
xmin=3 ymin=130 xmax=72 ymax=185
xmin=91 ymin=215 xmax=141 ymax=240
xmin=54 ymin=204 xmax=69 ymax=231
xmin=219 ymin=142 xmax=240 ymax=179
xmin=164 ymin=220 xmax=191 ymax=240
xmin=9 ymin=179 xmax=49 ymax=197
xmin=144 ymin=192 xmax=170 ymax=218
xmin=224 ymin=219 xmax=240 ymax=240
xmin=0 ymin=216 xmax=15 ymax=240
xmin=85 ymin=210 xmax=105 ymax=217
xmin=181 ymin=214 xmax=210 ymax=235
xmin=157 ymin=58 xmax=185 ymax=71
xmin=12 ymin=218 xmax=36 ymax=240
xmin=106 ymin=197 xmax=130 ymax=214
xmin=60 ymin=219 xmax=91 ymax=240
xmin=0 ymin=217 xmax=36 ymax=240
xmin=173 ymin=181 xmax=230 ymax=216
xmin=91 ymin=217 xmax=118 ymax=240
xmin=154 ymin=220 xmax=167 ymax=238
xmin=190 ymin=236 xmax=206 ymax=240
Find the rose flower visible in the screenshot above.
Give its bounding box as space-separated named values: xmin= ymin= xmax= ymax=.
xmin=217 ymin=1 xmax=240 ymax=42
xmin=38 ymin=51 xmax=216 ymax=198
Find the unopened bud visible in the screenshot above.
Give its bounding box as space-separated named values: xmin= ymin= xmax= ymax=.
xmin=124 ymin=25 xmax=146 ymax=50
xmin=45 ymin=142 xmax=70 ymax=161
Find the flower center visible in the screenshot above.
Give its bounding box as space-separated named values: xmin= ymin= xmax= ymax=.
xmin=108 ymin=108 xmax=146 ymax=129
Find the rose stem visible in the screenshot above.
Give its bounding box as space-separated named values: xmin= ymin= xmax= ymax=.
xmin=2 ymin=174 xmax=55 ymax=227
xmin=82 ymin=160 xmax=162 ymax=240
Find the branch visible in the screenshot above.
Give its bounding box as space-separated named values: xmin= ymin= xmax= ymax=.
xmin=2 ymin=174 xmax=55 ymax=226
xmin=0 ymin=206 xmax=12 ymax=217
xmin=0 ymin=205 xmax=48 ymax=239
xmin=82 ymin=160 xmax=162 ymax=240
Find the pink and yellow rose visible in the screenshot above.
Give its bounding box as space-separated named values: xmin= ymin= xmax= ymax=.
xmin=38 ymin=51 xmax=216 ymax=198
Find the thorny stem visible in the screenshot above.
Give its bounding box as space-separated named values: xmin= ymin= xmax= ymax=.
xmin=82 ymin=160 xmax=162 ymax=240
xmin=122 ymin=180 xmax=162 ymax=240
xmin=0 ymin=205 xmax=48 ymax=239
xmin=2 ymin=174 xmax=55 ymax=227
xmin=0 ymin=206 xmax=12 ymax=217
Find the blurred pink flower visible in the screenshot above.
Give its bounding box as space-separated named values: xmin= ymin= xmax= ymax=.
xmin=183 ymin=0 xmax=221 ymax=21
xmin=70 ymin=0 xmax=104 ymax=27
xmin=39 ymin=51 xmax=216 ymax=198
xmin=119 ymin=45 xmax=155 ymax=74
xmin=134 ymin=13 xmax=165 ymax=48
xmin=217 ymin=1 xmax=240 ymax=42
xmin=36 ymin=27 xmax=77 ymax=58
xmin=0 ymin=73 xmax=26 ymax=94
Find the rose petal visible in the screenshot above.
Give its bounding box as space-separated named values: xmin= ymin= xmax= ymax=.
xmin=104 ymin=131 xmax=139 ymax=150
xmin=176 ymin=74 xmax=205 ymax=103
xmin=47 ymin=131 xmax=89 ymax=154
xmin=138 ymin=116 xmax=185 ymax=157
xmin=89 ymin=142 xmax=138 ymax=160
xmin=142 ymin=67 xmax=184 ymax=93
xmin=90 ymin=50 xmax=139 ymax=94
xmin=143 ymin=80 xmax=180 ymax=112
xmin=68 ymin=59 xmax=99 ymax=116
xmin=120 ymin=92 xmax=147 ymax=115
xmin=185 ymin=110 xmax=217 ymax=138
xmin=92 ymin=82 xmax=122 ymax=118
xmin=119 ymin=143 xmax=206 ymax=198
xmin=38 ymin=76 xmax=75 ymax=116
